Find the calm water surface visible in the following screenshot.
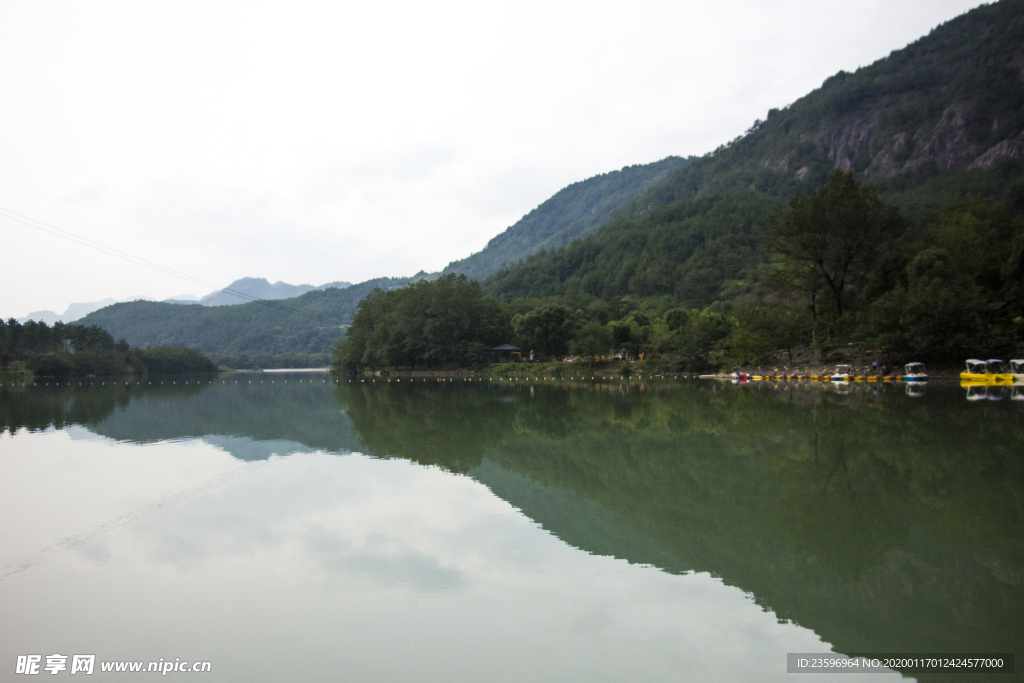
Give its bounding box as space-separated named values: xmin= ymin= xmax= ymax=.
xmin=1 ymin=374 xmax=1021 ymax=682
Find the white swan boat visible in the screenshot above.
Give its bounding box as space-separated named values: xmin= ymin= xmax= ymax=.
xmin=1010 ymin=359 xmax=1024 ymax=382
xmin=830 ymin=364 xmax=853 ymax=382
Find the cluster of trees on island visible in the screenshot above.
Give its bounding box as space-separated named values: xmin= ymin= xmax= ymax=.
xmin=335 ymin=172 xmax=1024 ymax=374
xmin=1 ymin=319 xmax=218 ymax=377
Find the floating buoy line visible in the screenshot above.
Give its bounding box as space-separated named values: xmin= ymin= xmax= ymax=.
xmin=1 ymin=372 xmax=929 ymax=389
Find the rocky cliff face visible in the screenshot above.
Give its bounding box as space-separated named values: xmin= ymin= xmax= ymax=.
xmin=628 ymin=0 xmax=1024 ymax=210
xmin=807 ymin=100 xmax=1013 ymax=180
xmin=969 ymin=132 xmax=1024 ymax=169
xmin=769 ymin=4 xmax=1024 ymax=182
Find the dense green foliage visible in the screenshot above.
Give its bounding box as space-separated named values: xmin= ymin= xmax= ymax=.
xmin=333 ymin=274 xmax=511 ymax=374
xmin=0 ymin=318 xmax=217 ymax=377
xmin=2 ymin=318 xmax=129 ymax=376
xmin=861 ymin=198 xmax=1024 ymax=357
xmin=485 ymin=192 xmax=777 ymax=305
xmin=770 ymin=171 xmax=904 ymax=318
xmin=1 ymin=318 xmax=120 ymax=362
xmin=442 ymin=157 xmax=692 ymax=280
xmin=758 ymin=176 xmax=1020 ymax=360
xmin=511 ymin=303 xmax=578 ymax=357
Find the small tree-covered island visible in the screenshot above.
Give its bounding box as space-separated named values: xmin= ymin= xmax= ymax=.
xmin=1 ymin=319 xmax=219 ymax=378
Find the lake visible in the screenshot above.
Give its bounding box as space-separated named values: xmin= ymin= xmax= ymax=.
xmin=1 ymin=373 xmax=1021 ymax=681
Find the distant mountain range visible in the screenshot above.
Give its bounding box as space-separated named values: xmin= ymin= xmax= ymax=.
xmin=21 ymin=277 xmax=355 ymax=324
xmin=79 ymin=0 xmax=1024 ymax=364
xmin=190 ymin=277 xmax=353 ymax=307
xmin=22 ymin=298 xmax=122 ymax=326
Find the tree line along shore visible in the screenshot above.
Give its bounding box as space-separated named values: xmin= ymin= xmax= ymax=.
xmin=1 ymin=319 xmax=219 ymax=379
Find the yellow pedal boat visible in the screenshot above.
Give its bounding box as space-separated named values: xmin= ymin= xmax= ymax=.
xmin=960 ymin=359 xmax=1013 ymax=384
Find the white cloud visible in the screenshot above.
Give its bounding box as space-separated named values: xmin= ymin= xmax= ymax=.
xmin=0 ymin=0 xmax=988 ymax=316
xmin=1 ymin=433 xmax=868 ymax=681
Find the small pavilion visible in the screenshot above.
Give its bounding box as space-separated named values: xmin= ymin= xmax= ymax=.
xmin=489 ymin=344 xmax=522 ymax=363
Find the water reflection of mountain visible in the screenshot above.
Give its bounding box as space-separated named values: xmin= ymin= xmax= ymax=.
xmin=336 ymin=381 xmax=1024 ymax=683
xmin=3 ymin=378 xmax=1021 ymax=680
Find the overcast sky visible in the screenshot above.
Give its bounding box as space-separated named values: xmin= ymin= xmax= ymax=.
xmin=0 ymin=0 xmax=988 ymax=317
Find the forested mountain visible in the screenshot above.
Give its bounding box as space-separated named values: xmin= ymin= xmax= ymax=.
xmin=471 ymin=167 xmax=1022 ymax=368
xmin=614 ymin=0 xmax=1024 ymax=219
xmin=441 ymin=156 xmax=692 ymax=280
xmin=79 ymin=275 xmax=415 ymax=366
xmin=83 ymin=0 xmax=1024 ymax=369
xmin=458 ymin=1 xmax=1024 ymax=368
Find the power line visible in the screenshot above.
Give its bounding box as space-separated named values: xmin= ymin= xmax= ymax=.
xmin=0 ymin=206 xmax=345 ymax=327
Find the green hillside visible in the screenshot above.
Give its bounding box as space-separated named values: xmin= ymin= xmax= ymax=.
xmin=483 ymin=192 xmax=778 ymax=306
xmin=80 ymin=276 xmax=415 ymax=367
xmin=442 ymin=156 xmax=692 ymax=279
